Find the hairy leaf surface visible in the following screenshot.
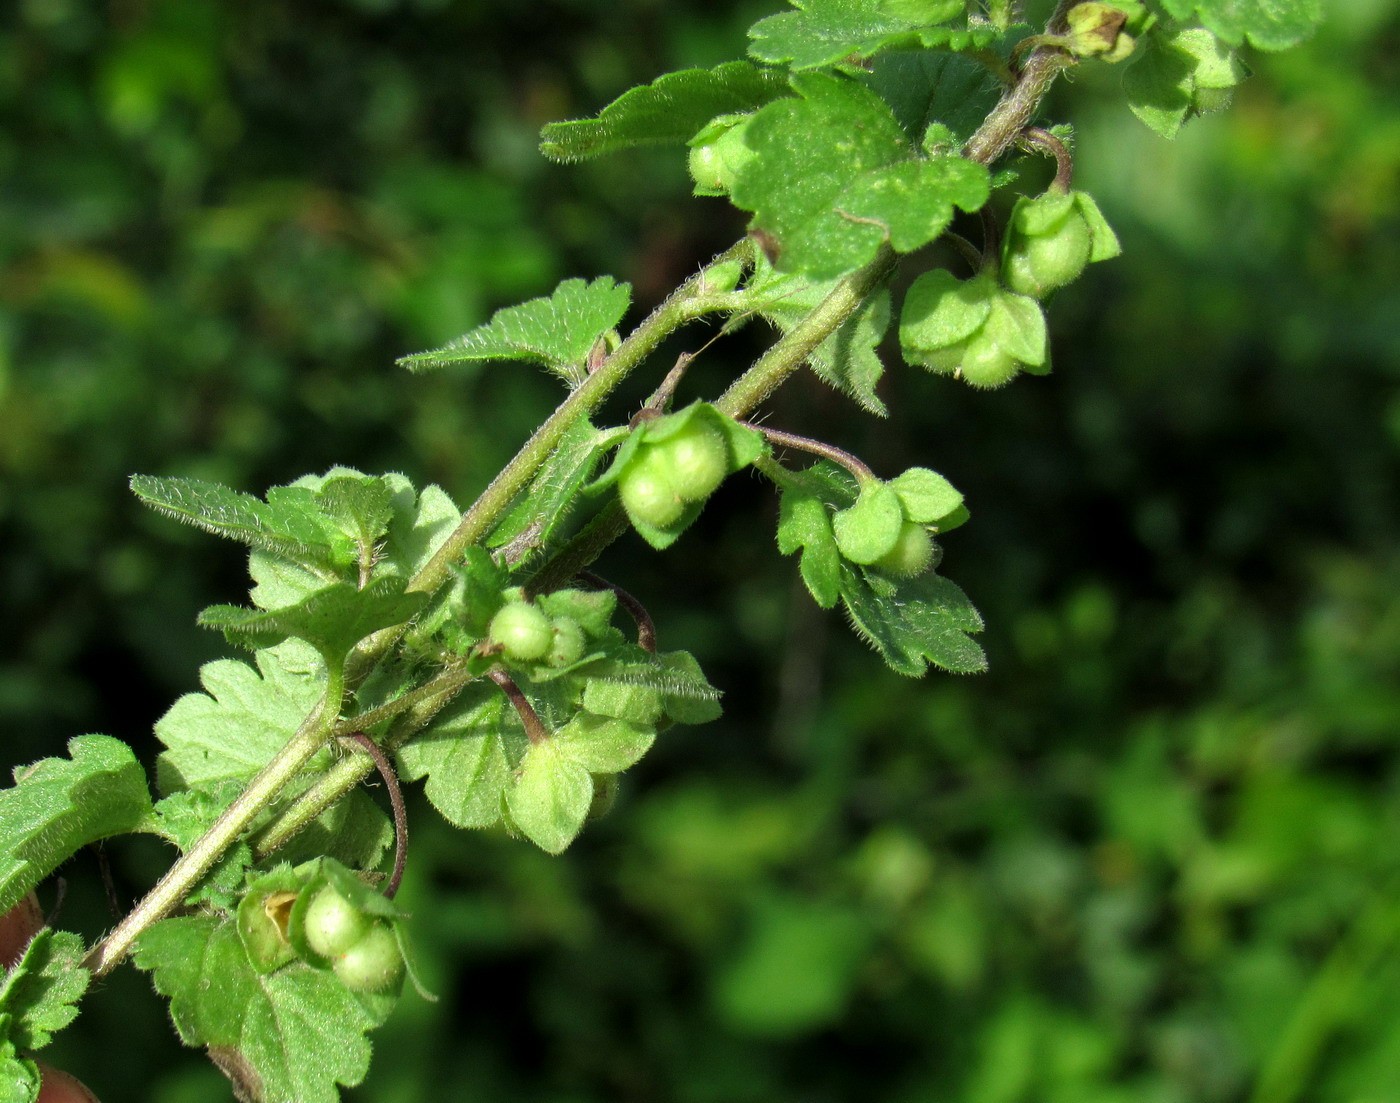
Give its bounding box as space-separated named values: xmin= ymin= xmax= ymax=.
xmin=131 ymin=475 xmax=348 ymax=576
xmin=748 ymin=0 xmax=989 ymax=70
xmin=730 ymin=74 xmax=988 ymax=277
xmin=0 ymin=930 xmax=90 ymax=1051
xmin=395 ymin=688 xmax=516 ymax=830
xmin=134 ymin=915 xmax=394 ymax=1103
xmin=155 ymin=646 xmax=325 ymax=793
xmin=0 ymin=735 xmax=152 ymax=914
xmin=198 ymin=577 xmax=427 ymax=662
xmin=539 ymin=61 xmax=791 ymax=161
xmin=397 ymin=277 xmax=631 ymax=388
xmin=840 ymin=567 xmax=986 ymax=674
xmin=1158 ymin=0 xmax=1322 ymax=50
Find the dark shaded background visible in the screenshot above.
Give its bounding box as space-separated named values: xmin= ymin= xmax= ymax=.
xmin=3 ymin=1 xmax=1399 ymax=1100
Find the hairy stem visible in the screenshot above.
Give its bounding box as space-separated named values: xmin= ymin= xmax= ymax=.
xmin=963 ymin=0 xmax=1078 ymax=167
xmin=341 ymin=733 xmax=408 ymax=899
xmin=1021 ymin=126 xmax=1074 ymax=192
xmin=332 ymin=666 xmax=475 ymax=738
xmin=407 ymin=239 xmax=755 ymax=598
xmin=488 ymin=667 xmax=551 ymax=745
xmin=254 ymin=671 xmax=467 ymax=860
xmin=748 ymin=424 xmax=876 ymax=482
xmin=574 ymin=569 xmax=657 ymax=652
xmin=715 ymin=245 xmax=898 ymax=418
xmin=85 ymin=667 xmax=347 ymax=976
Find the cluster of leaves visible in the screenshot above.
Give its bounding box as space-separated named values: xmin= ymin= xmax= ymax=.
xmin=0 ymin=0 xmax=1328 ymax=1100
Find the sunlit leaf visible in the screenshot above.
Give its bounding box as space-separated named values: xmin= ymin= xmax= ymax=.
xmin=0 ymin=735 xmax=152 ymax=914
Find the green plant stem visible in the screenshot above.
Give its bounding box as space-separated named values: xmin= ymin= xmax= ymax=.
xmin=341 ymin=240 xmax=755 ymax=689
xmin=332 ymin=666 xmax=475 ymax=738
xmin=525 ymin=501 xmax=631 ymax=598
xmin=478 ymin=2 xmax=1085 ymax=611
xmin=407 ymin=239 xmax=754 ymax=599
xmin=746 ymin=423 xmax=876 ymax=482
xmin=963 ymin=0 xmax=1077 ymax=167
xmin=84 ymin=667 xmax=347 ymax=977
xmin=715 ymin=246 xmax=897 ymax=419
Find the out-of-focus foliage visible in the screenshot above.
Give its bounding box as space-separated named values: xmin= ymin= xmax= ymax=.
xmin=3 ymin=1 xmax=1399 ymax=1101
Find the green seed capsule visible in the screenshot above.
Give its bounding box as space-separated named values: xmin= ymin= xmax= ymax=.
xmin=872 ymin=521 xmax=936 ymax=578
xmin=302 ymin=886 xmax=373 ymax=960
xmin=488 ymin=602 xmax=554 ymax=662
xmin=331 ymin=924 xmax=404 ymax=993
xmin=618 ymin=449 xmax=686 ymax=528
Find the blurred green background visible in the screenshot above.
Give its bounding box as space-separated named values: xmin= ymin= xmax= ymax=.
xmin=4 ymin=1 xmax=1400 ymax=1100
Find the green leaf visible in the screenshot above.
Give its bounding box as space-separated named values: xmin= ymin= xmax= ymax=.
xmin=0 ymin=929 xmax=90 ymax=1051
xmin=155 ymin=645 xmax=325 ymax=793
xmin=871 ymin=48 xmax=1001 ymax=143
xmin=0 ymin=1057 xmax=40 ymax=1101
xmin=747 ymin=258 xmax=892 ymax=415
xmin=835 ymin=157 xmax=990 ymax=251
xmin=275 ymin=789 xmax=393 ymax=874
xmin=657 ymin=651 xmax=725 ymax=725
xmin=555 ymin=713 xmax=656 ymax=773
xmin=149 ymin=789 xmax=255 ymax=909
xmin=134 ymin=915 xmax=395 ymax=1103
xmin=379 ymin=477 xmax=463 ymax=582
xmin=539 ymin=61 xmax=792 ymax=161
xmin=579 ymin=651 xmax=723 ymax=710
xmin=314 ymin=475 xmax=395 ymax=576
xmin=898 ymin=269 xmax=995 ymax=352
xmin=1157 ymin=0 xmax=1321 ymax=50
xmin=832 ymin=481 xmax=904 ymax=564
xmin=776 ymin=486 xmax=843 ymax=609
xmin=888 ymin=467 xmax=963 ymax=523
xmin=729 ymin=73 xmax=988 ymax=278
xmin=396 ymin=277 xmax=632 ymax=388
xmin=131 ymin=475 xmax=346 ymax=576
xmin=536 ymin=588 xmax=618 ymax=640
xmin=581 ymin=677 xmax=664 ymax=727
xmin=504 ymin=741 xmax=593 ymax=855
xmin=984 ymin=290 xmax=1047 ymax=367
xmin=1122 ymin=29 xmax=1198 ymax=138
xmin=0 ymin=735 xmax=152 ymax=915
xmin=1123 ymin=24 xmax=1251 ymax=138
xmin=748 ymin=0 xmax=980 ymax=70
xmin=395 ymin=688 xmax=517 ymax=830
xmin=198 ymin=577 xmax=427 ymax=664
xmin=840 ymin=567 xmax=986 ymax=675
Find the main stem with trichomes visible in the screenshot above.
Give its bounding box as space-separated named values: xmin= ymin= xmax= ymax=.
xmin=84 ymin=664 xmax=348 ymax=976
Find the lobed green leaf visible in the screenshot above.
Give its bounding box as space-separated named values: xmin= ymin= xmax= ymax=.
xmin=777 ymin=487 xmax=844 ymax=609
xmin=840 ymin=566 xmax=986 ymax=675
xmin=1157 ymin=0 xmax=1322 ymax=51
xmin=730 ymin=73 xmax=987 ymax=278
xmin=396 ymin=277 xmax=632 ymax=388
xmin=395 ymin=687 xmax=517 ymax=830
xmin=539 ymin=61 xmax=792 ymax=161
xmin=134 ymin=915 xmax=395 ymax=1103
xmin=131 ymin=475 xmax=347 ymax=576
xmin=0 ymin=735 xmax=152 ymax=915
xmin=504 ymin=741 xmax=593 ymax=855
xmin=0 ymin=929 xmax=90 ymax=1052
xmin=155 ymin=644 xmax=325 ymax=794
xmin=198 ymin=577 xmax=427 ymax=663
xmin=748 ymin=0 xmax=989 ymax=71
